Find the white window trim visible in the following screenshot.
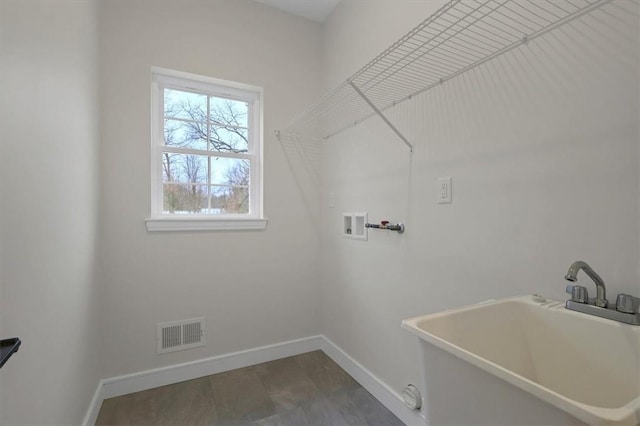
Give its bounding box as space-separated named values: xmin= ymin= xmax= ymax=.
xmin=146 ymin=67 xmax=266 ymax=232
xmin=145 ymin=217 xmax=267 ymax=232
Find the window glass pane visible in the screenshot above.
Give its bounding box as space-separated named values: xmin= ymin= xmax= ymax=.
xmin=210 ymin=157 xmax=249 ymax=186
xmin=163 ymin=183 xmax=208 ymax=214
xmin=209 ymin=96 xmax=248 ymax=128
xmin=210 ymin=186 xmax=249 ymax=214
xmin=210 ymin=126 xmax=248 ymax=153
xmin=164 ymin=119 xmax=207 ymax=150
xmin=162 ymin=153 xmax=208 ymax=184
xmin=154 ymin=71 xmax=262 ymax=220
xmin=164 ymin=89 xmax=207 ymax=121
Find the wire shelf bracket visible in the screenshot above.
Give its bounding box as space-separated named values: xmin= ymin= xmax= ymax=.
xmin=276 ymin=0 xmax=616 ymax=152
xmin=347 ymin=80 xmax=414 ymax=152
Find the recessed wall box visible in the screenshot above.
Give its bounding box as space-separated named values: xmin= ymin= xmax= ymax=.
xmin=343 ymin=212 xmax=368 ymax=240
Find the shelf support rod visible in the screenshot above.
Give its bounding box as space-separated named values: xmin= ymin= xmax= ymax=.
xmin=347 ymin=80 xmax=413 ymax=153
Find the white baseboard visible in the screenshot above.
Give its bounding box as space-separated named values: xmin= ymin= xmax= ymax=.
xmin=318 ymin=336 xmax=425 ymax=426
xmin=83 ymin=335 xmax=424 ymax=426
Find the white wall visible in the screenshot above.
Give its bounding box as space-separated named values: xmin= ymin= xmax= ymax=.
xmin=0 ymin=0 xmax=103 ymax=424
xmin=97 ymin=0 xmax=323 ymax=378
xmin=1 ymin=1 xmax=637 ymax=423
xmin=320 ymin=0 xmax=640 ymax=412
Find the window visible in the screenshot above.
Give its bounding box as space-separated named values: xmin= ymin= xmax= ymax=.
xmin=147 ymin=68 xmax=265 ymax=231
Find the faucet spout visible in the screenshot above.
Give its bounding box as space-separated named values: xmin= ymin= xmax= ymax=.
xmin=564 ymin=261 xmax=607 ymax=308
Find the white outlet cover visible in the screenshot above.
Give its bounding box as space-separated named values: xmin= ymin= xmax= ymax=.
xmin=437 ymin=176 xmax=452 ymax=204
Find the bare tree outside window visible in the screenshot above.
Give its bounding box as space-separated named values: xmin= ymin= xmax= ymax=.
xmin=223 ymin=160 xmax=250 ymax=213
xmin=162 ymin=89 xmax=251 ymax=214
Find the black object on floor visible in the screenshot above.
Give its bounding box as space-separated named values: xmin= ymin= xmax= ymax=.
xmin=0 ymin=337 xmax=21 ymax=369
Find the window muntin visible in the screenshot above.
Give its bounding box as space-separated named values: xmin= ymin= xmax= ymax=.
xmin=151 ymin=69 xmax=262 ymax=221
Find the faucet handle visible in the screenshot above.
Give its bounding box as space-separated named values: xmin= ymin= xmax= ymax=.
xmin=615 ymin=294 xmax=639 ymax=314
xmin=566 ymin=285 xmax=589 ymax=303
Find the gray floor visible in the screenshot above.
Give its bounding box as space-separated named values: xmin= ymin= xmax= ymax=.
xmin=95 ymin=350 xmax=404 ymax=426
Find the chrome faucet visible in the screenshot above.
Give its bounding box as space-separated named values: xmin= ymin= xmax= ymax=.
xmin=563 ymin=260 xmax=640 ymax=325
xmin=565 ymin=260 xmax=607 ymax=308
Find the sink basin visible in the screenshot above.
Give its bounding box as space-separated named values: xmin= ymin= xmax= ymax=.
xmin=402 ymin=295 xmax=640 ymax=425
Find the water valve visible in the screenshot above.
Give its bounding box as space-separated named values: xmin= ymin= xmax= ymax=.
xmin=566 ymin=285 xmax=589 ymax=304
xmin=616 ymin=294 xmax=639 ymax=314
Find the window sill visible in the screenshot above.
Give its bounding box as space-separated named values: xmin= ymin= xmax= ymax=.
xmin=145 ymin=217 xmax=268 ymax=232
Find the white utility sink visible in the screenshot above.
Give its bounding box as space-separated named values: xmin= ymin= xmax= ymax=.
xmin=402 ymin=295 xmax=640 ymax=425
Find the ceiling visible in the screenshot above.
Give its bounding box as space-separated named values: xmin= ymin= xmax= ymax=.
xmin=252 ymin=0 xmax=341 ymax=23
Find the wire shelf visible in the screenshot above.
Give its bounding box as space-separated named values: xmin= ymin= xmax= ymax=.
xmin=277 ymin=0 xmax=613 ymax=149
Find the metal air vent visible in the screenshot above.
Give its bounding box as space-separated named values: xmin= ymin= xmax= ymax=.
xmin=157 ymin=317 xmax=205 ymax=354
